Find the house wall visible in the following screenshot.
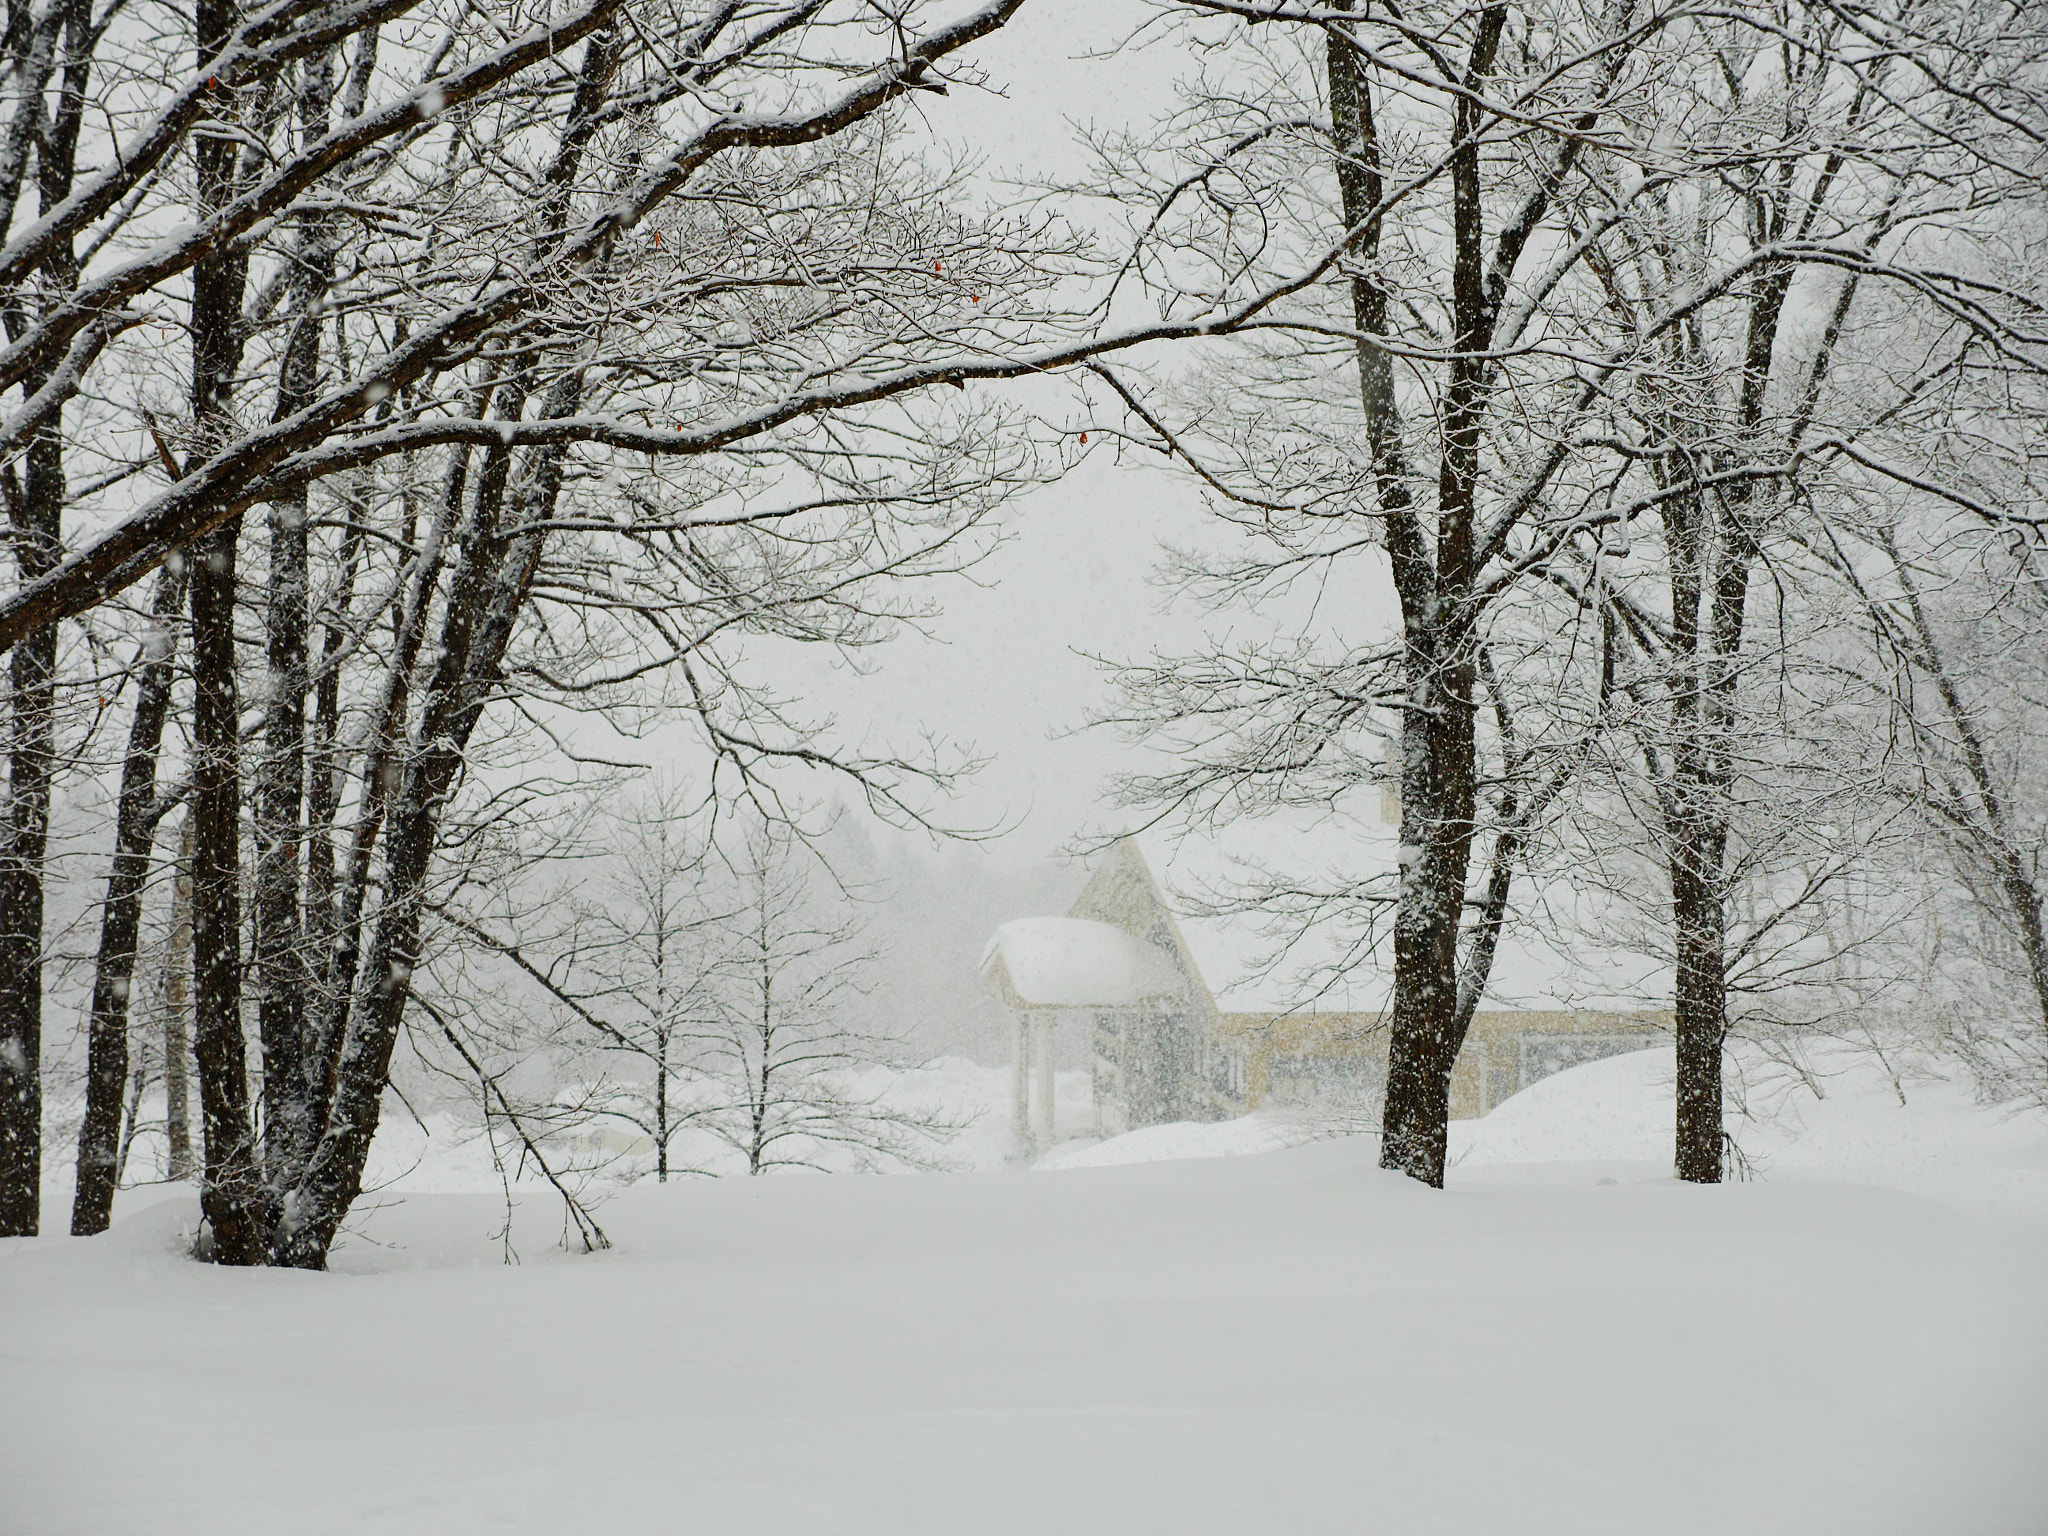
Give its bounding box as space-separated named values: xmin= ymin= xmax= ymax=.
xmin=1211 ymin=1010 xmax=1671 ymax=1121
xmin=1013 ymin=837 xmax=1670 ymax=1142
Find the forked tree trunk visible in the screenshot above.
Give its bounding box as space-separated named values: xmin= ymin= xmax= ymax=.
xmin=1327 ymin=1 xmax=1504 ymax=1187
xmin=1378 ymin=670 xmax=1481 ymax=1187
xmin=267 ymin=30 xmax=619 ymax=1268
xmin=273 ymin=388 xmax=580 ymax=1268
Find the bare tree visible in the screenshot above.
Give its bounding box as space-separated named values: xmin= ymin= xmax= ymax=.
xmin=1825 ymin=513 xmax=2048 ymax=1100
xmin=1087 ymin=0 xmax=2048 ymax=1185
xmin=0 ymin=0 xmax=100 ymax=1235
xmin=1565 ymin=0 xmax=2048 ymax=1179
xmin=0 ymin=0 xmax=1360 ymax=1257
xmin=436 ymin=781 xmax=728 ymax=1184
xmin=69 ymin=564 xmax=187 ymax=1232
xmin=695 ymin=821 xmax=958 ymax=1175
xmin=1082 ymin=0 xmax=1707 ymax=1185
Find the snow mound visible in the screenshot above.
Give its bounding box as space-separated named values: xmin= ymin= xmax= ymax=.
xmin=1449 ymin=1041 xmax=2048 ymax=1219
xmin=1018 ymin=1041 xmax=2048 ymax=1220
xmin=1452 ymin=1047 xmax=1672 ymax=1164
xmin=1034 ymin=1112 xmax=1312 ymax=1170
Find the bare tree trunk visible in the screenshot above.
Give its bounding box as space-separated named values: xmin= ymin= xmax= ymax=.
xmin=186 ymin=0 xmax=267 ymax=1261
xmin=276 ymin=398 xmax=575 ymax=1266
xmin=269 ymin=28 xmax=619 ymax=1267
xmin=255 ymin=50 xmax=337 ymax=1182
xmin=1327 ymin=1 xmax=1507 ymax=1187
xmin=1669 ymin=825 xmax=1729 ymax=1181
xmin=114 ymin=1036 xmax=149 ymax=1185
xmin=254 ymin=473 xmax=309 ymax=1175
xmin=190 ymin=509 xmax=270 ymax=1259
xmin=300 ymin=499 xmax=363 ymax=1111
xmin=72 ymin=563 xmax=188 ymax=1233
xmin=0 ymin=0 xmax=92 ymax=1237
xmin=304 ymin=378 xmax=490 ymax=1105
xmin=163 ymin=815 xmax=194 ymax=1181
xmin=0 ymin=394 xmax=58 ymax=1236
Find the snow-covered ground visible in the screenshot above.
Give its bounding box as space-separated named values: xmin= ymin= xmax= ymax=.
xmin=5 ymin=1044 xmax=2045 ymax=1534
xmin=1048 ymin=1041 xmax=2048 ymax=1220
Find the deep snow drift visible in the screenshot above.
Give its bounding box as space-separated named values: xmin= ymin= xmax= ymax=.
xmin=4 ymin=1045 xmax=2045 ymax=1535
xmin=1052 ymin=1041 xmax=2048 ymax=1217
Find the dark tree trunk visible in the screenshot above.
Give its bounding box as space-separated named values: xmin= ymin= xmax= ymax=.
xmin=303 ymin=389 xmax=487 ymax=1110
xmin=300 ymin=496 xmax=363 ymax=1113
xmin=186 ymin=0 xmax=266 ymax=1260
xmin=1650 ymin=499 xmax=1756 ymax=1186
xmin=1671 ymin=827 xmax=1729 ymax=1182
xmin=71 ymin=563 xmax=188 ymax=1234
xmin=274 ymin=371 xmax=587 ymax=1269
xmin=0 ymin=0 xmax=91 ymax=1237
xmin=254 ymin=492 xmax=309 ymax=1175
xmin=0 ymin=411 xmax=58 ymax=1236
xmin=1379 ymin=665 xmax=1480 ymax=1188
xmin=1650 ymin=244 xmax=1779 ymax=1183
xmin=1327 ymin=3 xmax=1505 ymax=1187
xmin=268 ymin=30 xmax=618 ymax=1267
xmin=274 ymin=518 xmax=550 ymax=1264
xmin=255 ymin=49 xmax=337 ymax=1182
xmin=190 ymin=513 xmax=270 ymax=1260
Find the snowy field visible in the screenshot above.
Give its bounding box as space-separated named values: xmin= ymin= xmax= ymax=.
xmin=4 ymin=1045 xmax=2046 ymax=1535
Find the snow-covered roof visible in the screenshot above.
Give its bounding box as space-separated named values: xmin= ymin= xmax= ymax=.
xmin=979 ymin=917 xmax=1189 ymax=1007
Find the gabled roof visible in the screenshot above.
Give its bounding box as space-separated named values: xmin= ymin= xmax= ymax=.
xmin=1065 ymin=838 xmax=1221 ymax=1022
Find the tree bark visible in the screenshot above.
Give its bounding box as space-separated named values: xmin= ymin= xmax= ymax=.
xmin=0 ymin=409 xmax=58 ymax=1236
xmin=71 ymin=563 xmax=188 ymax=1233
xmin=186 ymin=0 xmax=267 ymax=1260
xmin=276 ymin=349 xmax=592 ymax=1267
xmin=300 ymin=492 xmax=363 ymax=1113
xmin=267 ymin=27 xmax=619 ymax=1266
xmin=0 ymin=0 xmax=92 ymax=1237
xmin=276 ymin=415 xmax=574 ymax=1264
xmin=254 ymin=48 xmax=337 ymax=1182
xmin=1670 ymin=824 xmax=1728 ymax=1182
xmin=190 ymin=512 xmax=270 ymax=1259
xmin=1327 ymin=3 xmax=1505 ymax=1187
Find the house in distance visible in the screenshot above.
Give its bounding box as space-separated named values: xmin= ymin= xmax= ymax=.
xmin=980 ymin=838 xmax=1667 ymax=1155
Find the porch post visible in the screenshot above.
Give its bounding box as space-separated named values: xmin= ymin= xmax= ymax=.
xmin=1010 ymin=1010 xmax=1030 ymax=1151
xmin=1033 ymin=1010 xmax=1057 ymax=1151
